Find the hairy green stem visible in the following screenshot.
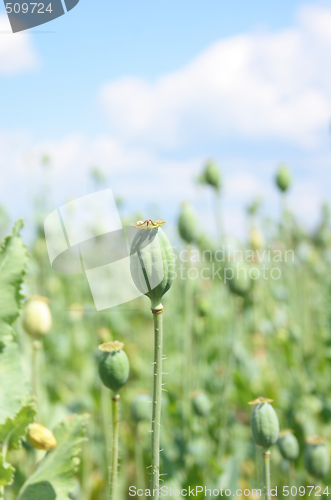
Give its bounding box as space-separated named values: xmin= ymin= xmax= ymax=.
xmin=263 ymin=450 xmax=271 ymax=500
xmin=101 ymin=385 xmax=112 ymax=493
xmin=151 ymin=309 xmax=163 ymax=499
xmin=111 ymin=394 xmax=120 ymax=500
xmin=135 ymin=424 xmax=145 ymax=490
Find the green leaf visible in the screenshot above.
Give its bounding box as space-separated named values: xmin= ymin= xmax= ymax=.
xmin=0 ymin=342 xmax=30 ymax=426
xmin=0 ymin=220 xmax=28 ymax=343
xmin=0 ymin=403 xmax=36 ymax=449
xmin=17 ymin=414 xmax=89 ymax=500
xmin=0 ymin=455 xmax=15 ymax=487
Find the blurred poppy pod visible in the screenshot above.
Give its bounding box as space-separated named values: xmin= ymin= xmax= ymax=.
xmin=22 ymin=295 xmax=52 ymax=338
xmin=192 ymin=391 xmax=211 ymax=417
xmin=249 ymin=397 xmax=279 ymax=448
xmin=226 ymin=261 xmax=253 ymax=297
xmin=130 ymin=220 xmax=175 ymax=310
xmin=131 ymin=393 xmax=152 ymax=423
xmin=98 ymin=341 xmax=130 ymax=393
xmin=277 ymin=430 xmax=299 ymax=461
xmin=304 ymin=436 xmax=330 ymax=478
xmin=275 ymin=165 xmax=291 ymax=192
xmin=27 ymin=423 xmax=56 ymax=451
xmin=178 ymin=204 xmax=199 ymax=244
xmin=203 ymin=161 xmax=221 ymax=191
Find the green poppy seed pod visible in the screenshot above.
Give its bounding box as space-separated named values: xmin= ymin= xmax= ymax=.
xmin=130 ymin=220 xmax=175 ymax=310
xmin=178 ymin=204 xmax=199 ymax=244
xmin=276 ymin=165 xmax=291 ymax=192
xmin=249 ymin=397 xmax=279 ymax=449
xmin=131 ymin=393 xmax=152 ymax=423
xmin=226 ymin=261 xmax=253 ymax=297
xmin=277 ymin=430 xmax=299 ymax=461
xmin=304 ymin=437 xmax=330 ymax=478
xmin=98 ymin=341 xmax=130 ymax=393
xmin=27 ymin=423 xmax=57 ymax=451
xmin=192 ymin=391 xmax=211 ymax=417
xmin=203 ymin=161 xmax=221 ymax=191
xmin=22 ymin=295 xmax=52 ymax=338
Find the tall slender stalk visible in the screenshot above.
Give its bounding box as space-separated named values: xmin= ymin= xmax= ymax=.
xmin=151 ymin=309 xmax=163 ymax=499
xmin=217 ymin=298 xmax=242 ymax=460
xmin=101 ymin=385 xmax=112 ymax=493
xmin=263 ymin=450 xmax=271 ymax=500
xmin=134 ymin=424 xmax=145 ymax=490
xmin=111 ymin=394 xmax=120 ymax=500
xmin=183 ymin=246 xmax=193 ymax=435
xmin=32 ymin=341 xmax=41 ymax=416
xmin=213 ymin=191 xmax=223 ymax=244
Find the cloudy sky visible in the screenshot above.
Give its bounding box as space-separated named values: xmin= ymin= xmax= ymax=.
xmin=0 ymin=0 xmax=330 ymax=241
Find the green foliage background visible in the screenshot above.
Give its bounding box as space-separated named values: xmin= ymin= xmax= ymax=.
xmin=1 ymin=166 xmax=331 ymax=499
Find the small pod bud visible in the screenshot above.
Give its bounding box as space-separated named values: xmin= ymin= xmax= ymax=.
xmin=98 ymin=341 xmax=130 ymax=393
xmin=197 ymin=298 xmax=210 ymax=318
xmin=226 ymin=261 xmax=253 ymax=297
xmin=23 ymin=296 xmax=52 ymax=338
xmin=304 ymin=436 xmax=330 ymax=478
xmin=249 ymin=228 xmax=265 ymax=252
xmin=131 ymin=393 xmax=152 ymax=423
xmin=275 ymin=165 xmax=291 ymax=193
xmin=68 ymin=303 xmax=84 ymax=321
xmin=192 ymin=391 xmax=211 ymax=417
xmin=27 ymin=423 xmax=57 ymax=451
xmin=249 ymin=397 xmax=279 ymax=449
xmin=203 ymin=161 xmax=221 ymax=191
xmin=178 ymin=204 xmax=199 ymax=244
xmin=130 ymin=220 xmax=175 ymax=310
xmin=277 ymin=430 xmax=299 ymax=461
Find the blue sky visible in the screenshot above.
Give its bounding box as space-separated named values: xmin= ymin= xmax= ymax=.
xmin=0 ymin=0 xmax=306 ymax=136
xmin=0 ymin=0 xmax=330 ymax=241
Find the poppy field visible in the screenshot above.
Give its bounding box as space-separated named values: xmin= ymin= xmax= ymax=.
xmin=0 ymin=162 xmax=331 ymax=500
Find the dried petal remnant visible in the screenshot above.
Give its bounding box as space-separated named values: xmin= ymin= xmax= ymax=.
xmin=132 ymin=219 xmax=166 ymax=230
xmin=248 ymin=397 xmax=274 ymax=405
xmin=306 ymin=436 xmax=326 ymax=445
xmin=98 ymin=341 xmax=124 ymax=353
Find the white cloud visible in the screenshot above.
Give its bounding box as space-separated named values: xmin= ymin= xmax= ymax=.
xmin=100 ymin=4 xmax=331 ymax=149
xmin=0 ymin=15 xmax=39 ymax=73
xmin=0 ymin=4 xmax=330 ymax=240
